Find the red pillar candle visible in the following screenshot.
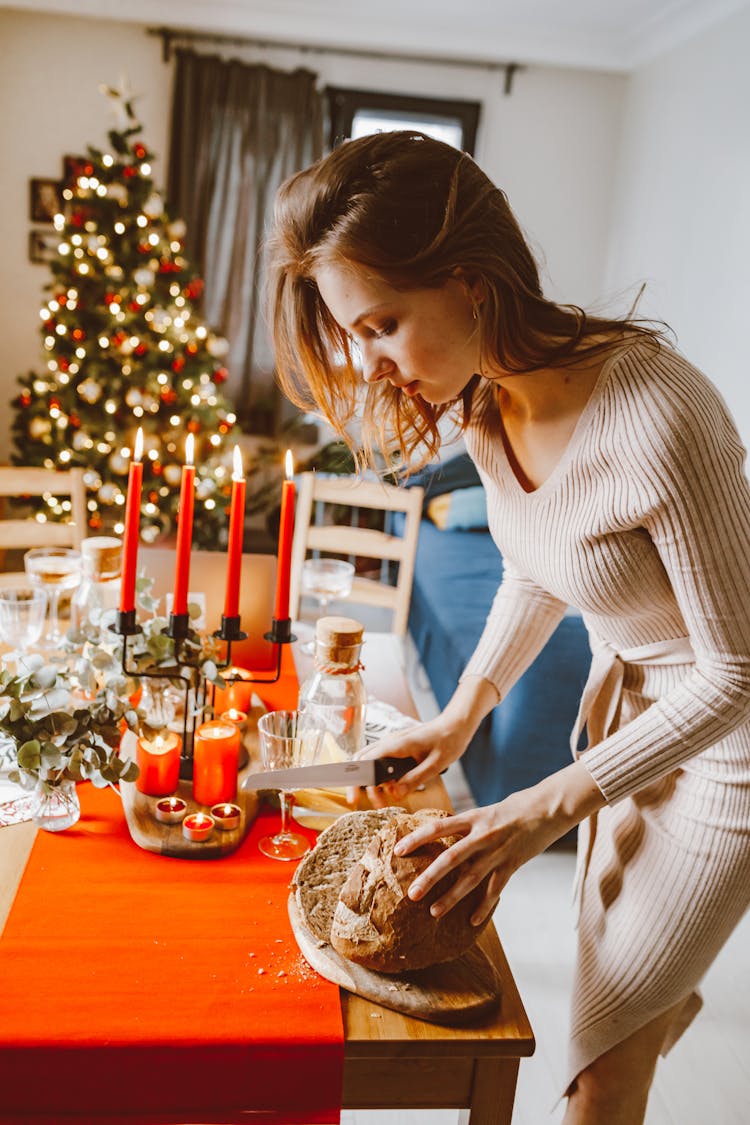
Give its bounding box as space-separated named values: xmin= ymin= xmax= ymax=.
xmin=223 ymin=445 xmax=246 ymax=618
xmin=192 ymin=719 xmax=241 ymax=806
xmin=213 ymin=667 xmax=254 ymax=714
xmin=273 ymin=449 xmax=295 ymax=621
xmin=135 ymin=730 xmax=182 ymax=797
xmin=119 ymin=427 xmax=144 ymax=613
xmin=172 ymin=433 xmax=195 ymax=617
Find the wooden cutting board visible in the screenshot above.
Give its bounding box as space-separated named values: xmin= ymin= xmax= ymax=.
xmin=288 ymin=894 xmax=502 ymax=1026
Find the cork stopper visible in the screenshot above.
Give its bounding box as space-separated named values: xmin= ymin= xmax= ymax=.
xmin=81 ymin=536 xmax=122 ymax=580
xmin=314 ymin=615 xmax=364 ymax=669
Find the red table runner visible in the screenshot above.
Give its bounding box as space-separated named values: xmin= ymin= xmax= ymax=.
xmin=0 ymin=652 xmax=344 ymax=1125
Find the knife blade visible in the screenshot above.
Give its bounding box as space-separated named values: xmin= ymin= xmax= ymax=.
xmin=241 ymin=755 xmax=418 ymax=792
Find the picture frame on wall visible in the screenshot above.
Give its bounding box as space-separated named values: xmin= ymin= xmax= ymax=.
xmin=29 ymin=178 xmax=62 ymax=223
xmin=63 ymin=154 xmax=93 ymax=186
xmin=28 ymin=228 xmax=60 ymax=265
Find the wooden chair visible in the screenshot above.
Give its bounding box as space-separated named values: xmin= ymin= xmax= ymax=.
xmin=0 ymin=467 xmax=87 ymax=564
xmin=289 ymin=472 xmax=424 ymax=636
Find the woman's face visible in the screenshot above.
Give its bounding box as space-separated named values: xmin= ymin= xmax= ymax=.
xmin=313 ymin=261 xmax=482 ymax=404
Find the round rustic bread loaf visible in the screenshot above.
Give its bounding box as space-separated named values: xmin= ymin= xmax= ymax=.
xmin=329 ymin=812 xmax=488 ymax=973
xmin=292 ymin=807 xmax=402 ymax=943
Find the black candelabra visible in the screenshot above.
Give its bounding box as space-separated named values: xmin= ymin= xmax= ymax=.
xmin=113 ymin=608 xmax=296 ymax=779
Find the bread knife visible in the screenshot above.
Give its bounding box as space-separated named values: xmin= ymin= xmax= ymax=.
xmin=241 ymin=755 xmax=418 ymax=792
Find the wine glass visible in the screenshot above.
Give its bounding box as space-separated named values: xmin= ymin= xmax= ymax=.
xmin=299 ymin=557 xmax=355 ymax=654
xmin=24 ymin=547 xmax=82 ymax=650
xmin=255 ymin=710 xmax=326 ymax=861
xmin=0 ymin=586 xmax=47 ymax=674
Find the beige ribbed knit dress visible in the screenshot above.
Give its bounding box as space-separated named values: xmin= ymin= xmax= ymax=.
xmin=460 ymin=336 xmax=750 ymax=1090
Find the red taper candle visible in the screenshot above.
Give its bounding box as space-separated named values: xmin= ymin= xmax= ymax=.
xmin=172 ymin=433 xmax=195 ymax=617
xmin=118 ymin=427 xmax=144 ymax=613
xmin=273 ymin=449 xmax=295 ymax=621
xmin=223 ymin=445 xmax=246 ymax=618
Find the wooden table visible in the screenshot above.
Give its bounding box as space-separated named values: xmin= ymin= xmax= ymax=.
xmin=0 ymin=631 xmax=534 ymax=1125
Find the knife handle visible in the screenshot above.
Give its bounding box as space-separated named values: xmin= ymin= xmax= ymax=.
xmin=372 ymin=756 xmax=419 ymax=785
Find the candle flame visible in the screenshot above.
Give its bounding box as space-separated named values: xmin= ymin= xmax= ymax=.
xmin=285 ymin=448 xmax=294 ymax=480
xmin=232 ymin=445 xmax=244 ymax=482
xmin=185 ymin=432 xmax=195 ymax=466
xmin=133 ymin=427 xmax=144 ymax=462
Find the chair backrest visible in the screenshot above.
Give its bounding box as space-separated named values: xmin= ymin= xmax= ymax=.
xmin=289 ymin=472 xmax=424 ymax=636
xmin=0 ymin=467 xmax=87 ymax=554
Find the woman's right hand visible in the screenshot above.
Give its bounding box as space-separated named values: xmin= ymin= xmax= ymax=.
xmin=350 ymin=715 xmax=472 ymax=808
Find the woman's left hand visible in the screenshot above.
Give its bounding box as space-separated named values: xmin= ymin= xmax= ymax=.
xmin=396 ymin=761 xmax=606 ymax=926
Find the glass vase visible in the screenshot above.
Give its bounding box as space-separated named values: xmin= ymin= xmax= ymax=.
xmin=31 ymin=777 xmax=81 ymax=832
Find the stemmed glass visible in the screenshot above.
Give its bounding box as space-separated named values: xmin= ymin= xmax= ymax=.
xmin=299 ymin=557 xmax=355 ymax=654
xmin=24 ymin=547 xmax=81 ymax=650
xmin=255 ymin=710 xmax=325 ymax=861
xmin=0 ymin=586 xmax=47 ymax=674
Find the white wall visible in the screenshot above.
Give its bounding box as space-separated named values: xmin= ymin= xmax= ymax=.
xmin=604 ymin=3 xmax=750 ymax=443
xmin=0 ymin=7 xmax=625 ymax=463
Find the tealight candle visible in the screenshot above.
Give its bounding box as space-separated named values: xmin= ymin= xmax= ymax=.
xmin=154 ymin=796 xmax=188 ymax=824
xmin=220 ymin=708 xmax=248 ymax=729
xmin=182 ymin=812 xmax=215 ymax=842
xmin=135 ymin=730 xmax=183 ymax=797
xmin=192 ymin=720 xmax=241 ymax=807
xmin=210 ymin=802 xmax=241 ymax=831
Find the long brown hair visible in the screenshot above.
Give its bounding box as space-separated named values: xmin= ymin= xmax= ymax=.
xmin=267 ymin=130 xmax=664 ymax=469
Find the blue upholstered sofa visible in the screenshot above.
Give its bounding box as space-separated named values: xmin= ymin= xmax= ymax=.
xmin=399 ymin=454 xmax=592 ymax=812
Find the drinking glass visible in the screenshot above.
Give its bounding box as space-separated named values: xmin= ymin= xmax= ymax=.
xmin=255 ymin=710 xmax=325 ymax=861
xmin=299 ymin=557 xmax=355 ymax=654
xmin=0 ymin=586 xmax=47 ymax=673
xmin=24 ymin=547 xmax=81 ymax=649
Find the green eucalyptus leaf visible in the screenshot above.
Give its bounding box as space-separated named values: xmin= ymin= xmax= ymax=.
xmin=17 ymin=740 xmax=42 ymax=770
xmin=31 ymin=665 xmax=59 ymax=690
xmin=120 ymin=760 xmax=139 ymax=782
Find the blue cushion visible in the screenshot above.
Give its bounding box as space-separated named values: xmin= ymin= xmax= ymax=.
xmin=427 ymin=486 xmax=488 ymax=530
xmin=403 ymin=452 xmax=482 ymax=514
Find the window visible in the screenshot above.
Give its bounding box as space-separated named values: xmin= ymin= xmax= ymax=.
xmin=326 ymin=88 xmax=480 ymax=154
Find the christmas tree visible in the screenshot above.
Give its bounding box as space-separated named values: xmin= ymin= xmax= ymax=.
xmin=12 ymin=86 xmax=240 ymax=549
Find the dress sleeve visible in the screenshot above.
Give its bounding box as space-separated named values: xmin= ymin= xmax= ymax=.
xmin=461 ymin=557 xmax=569 ymax=699
xmin=582 ymin=363 xmax=750 ymax=802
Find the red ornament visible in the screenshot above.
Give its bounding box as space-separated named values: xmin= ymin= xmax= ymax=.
xmin=159 ymin=260 xmax=180 ymax=274
xmin=59 ymin=359 xmax=69 ymax=373
xmin=123 ymin=165 xmax=137 ymax=179
xmin=160 ymin=388 xmax=177 ymax=404
xmin=88 ymin=514 xmax=103 ymax=530
xmin=135 ymin=344 xmax=148 ymax=357
xmin=49 ymin=397 xmax=60 ymax=410
xmin=69 ymin=413 xmax=81 ymax=429
xmin=171 ymin=356 xmax=185 ymax=373
xmin=57 ymin=294 xmax=67 ymax=307
xmin=184 ymin=279 xmax=204 ymax=300
xmin=134 ymin=143 xmax=147 ymax=160
xmin=185 ymin=342 xmax=198 ymax=357
xmin=148 ymin=490 xmax=159 ymax=504
xmin=104 ymin=292 xmax=118 ymax=305
xmin=218 ymin=422 xmax=230 ymax=435
xmin=214 ymin=367 xmax=228 ymax=384
xmin=152 ymin=462 xmax=163 ymax=477
xmin=187 ymin=420 xmax=200 ymax=434
xmin=44 ymin=319 xmax=55 ymax=332
xmin=19 ymin=392 xmax=31 ymax=408
xmin=72 ymin=328 xmax=86 ymax=342
xmin=137 ymin=243 xmax=151 ymax=255
xmin=70 ymin=211 xmax=86 ymax=228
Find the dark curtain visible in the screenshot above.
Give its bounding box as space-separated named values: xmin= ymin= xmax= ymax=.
xmin=168 ymin=49 xmax=324 ymax=432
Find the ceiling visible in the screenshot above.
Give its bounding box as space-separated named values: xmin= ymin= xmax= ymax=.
xmin=1 ymin=0 xmax=747 ymax=72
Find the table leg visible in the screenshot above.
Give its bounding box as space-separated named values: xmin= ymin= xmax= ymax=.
xmin=458 ymin=1057 xmax=520 ymax=1125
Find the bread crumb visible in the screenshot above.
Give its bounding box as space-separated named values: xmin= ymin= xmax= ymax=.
xmin=370 ymin=1012 xmax=382 ymax=1019
xmin=257 ymin=968 xmax=266 ymax=975
xmin=277 ymin=970 xmax=286 ymax=977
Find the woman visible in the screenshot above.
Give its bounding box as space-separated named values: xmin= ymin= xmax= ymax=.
xmin=267 ymin=130 xmax=750 ymax=1124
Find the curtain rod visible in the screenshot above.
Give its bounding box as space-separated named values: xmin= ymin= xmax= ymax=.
xmin=147 ymin=26 xmax=523 ymax=95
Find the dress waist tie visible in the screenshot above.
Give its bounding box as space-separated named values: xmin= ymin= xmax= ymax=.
xmin=570 ymin=635 xmax=695 ymax=916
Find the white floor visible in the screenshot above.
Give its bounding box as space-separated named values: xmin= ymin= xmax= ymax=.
xmin=340 ymin=632 xmax=750 ymax=1125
